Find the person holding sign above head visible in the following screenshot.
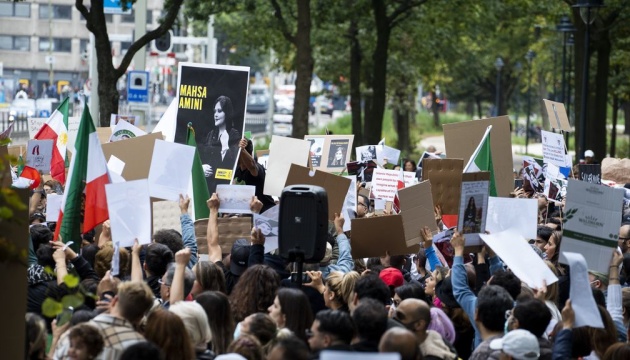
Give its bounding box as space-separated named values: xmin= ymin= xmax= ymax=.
xmin=200 ymin=96 xmax=241 ymax=192
xmin=235 ymin=138 xmax=275 ymax=213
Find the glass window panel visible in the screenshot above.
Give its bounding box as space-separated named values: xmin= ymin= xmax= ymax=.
xmin=14 ymin=36 xmax=30 ymax=51
xmin=15 ymin=3 xmax=31 ymax=17
xmin=0 ymin=36 xmax=12 ymax=50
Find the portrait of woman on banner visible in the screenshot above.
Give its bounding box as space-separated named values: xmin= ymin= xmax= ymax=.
xmin=200 ymin=95 xmax=242 ymax=192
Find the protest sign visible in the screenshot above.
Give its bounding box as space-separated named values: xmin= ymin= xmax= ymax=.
xmin=102 ymin=132 xmax=163 ymax=181
xmin=443 ymin=116 xmax=513 ymax=197
xmin=399 ymin=181 xmax=438 ymax=246
xmin=26 ymin=139 xmax=53 ymax=173
xmin=341 ymin=175 xmax=356 ymax=232
xmin=480 ymin=230 xmax=558 ymax=289
xmin=284 ymin=164 xmax=351 ymax=221
xmin=457 ymin=172 xmax=490 ymax=247
xmin=543 ymin=99 xmax=572 ymax=132
xmin=560 ymin=179 xmax=625 ymax=274
xmin=417 ymin=151 xmax=440 ymax=169
xmin=347 ymin=160 xmax=377 ymax=183
xmin=105 ymin=179 xmax=152 ymax=247
xmin=543 ymin=163 xmax=567 ymax=203
xmin=578 ymin=164 xmax=601 ymax=184
xmin=216 ymin=185 xmax=256 ymax=214
xmin=350 ymin=215 xmax=420 ymax=258
xmin=541 ymin=130 xmax=569 ymax=168
xmin=371 ymin=168 xmax=415 ymax=202
xmin=148 ymin=139 xmax=195 ymax=201
xmin=563 ymin=252 xmax=604 ymax=328
xmin=376 ymin=145 xmax=401 ymax=166
xmin=45 ymin=193 xmax=62 ymax=223
xmin=422 ymin=158 xmax=464 ymax=215
xmin=304 ymin=135 xmax=354 ymax=172
xmin=195 ymin=217 xmax=252 ymax=256
xmin=253 ymin=213 xmax=279 ymax=253
xmin=356 ymin=145 xmax=378 ymax=162
xmin=109 ymin=120 xmax=147 ymax=142
xmin=522 ymin=157 xmax=545 ymax=193
xmin=264 ymin=136 xmax=310 ymax=197
xmin=174 ymin=63 xmax=250 ymax=195
xmin=486 ymin=197 xmax=537 ymax=239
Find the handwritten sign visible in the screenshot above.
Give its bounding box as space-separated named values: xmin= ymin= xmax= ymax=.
xmin=541 ymin=130 xmax=569 ymax=168
xmin=578 ymin=164 xmax=601 ymax=185
xmin=371 ymin=168 xmax=415 ymax=202
xmin=26 ymin=139 xmax=53 ymax=173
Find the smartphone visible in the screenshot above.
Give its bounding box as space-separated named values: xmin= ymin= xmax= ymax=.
xmin=290 ymin=272 xmax=311 ymax=284
xmin=514 ymin=179 xmax=523 ymax=189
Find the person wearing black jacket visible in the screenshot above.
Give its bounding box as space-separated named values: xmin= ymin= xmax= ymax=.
xmin=235 ymin=139 xmax=275 ymax=213
xmin=307 ymin=310 xmax=355 ymax=360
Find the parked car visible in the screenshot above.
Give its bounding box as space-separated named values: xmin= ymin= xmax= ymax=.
xmin=309 ymin=95 xmax=334 ymax=116
xmin=9 ymin=98 xmax=37 ymax=120
xmin=272 ymin=113 xmax=293 ymax=136
xmin=274 ymin=95 xmax=294 ymax=114
xmin=246 ymin=85 xmax=270 ymax=114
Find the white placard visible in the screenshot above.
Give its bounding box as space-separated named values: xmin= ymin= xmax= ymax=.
xmin=148 ymin=139 xmax=195 ymax=201
xmin=563 ymin=252 xmax=604 ymax=328
xmin=371 ymin=168 xmax=414 ymax=202
xmin=107 ymin=155 xmax=126 ymax=184
xmin=342 ymin=175 xmax=356 ymax=232
xmin=45 ymin=193 xmax=62 ymax=222
xmin=216 ymin=185 xmax=255 ymax=214
xmin=26 ymin=139 xmax=54 ymax=173
xmin=105 ymin=179 xmax=152 ymax=247
xmin=560 ymin=179 xmax=624 ymax=274
xmin=109 ymin=119 xmax=147 ymax=142
xmin=486 ymin=197 xmax=538 ymax=240
xmin=541 ymin=130 xmax=570 ymax=168
xmin=376 ymin=145 xmax=401 ymax=166
xmin=480 ymin=230 xmax=558 ymax=289
xmin=263 ymin=136 xmax=310 ymax=197
xmin=254 ymin=213 xmax=279 ymax=253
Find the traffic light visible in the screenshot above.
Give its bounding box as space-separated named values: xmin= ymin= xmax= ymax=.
xmin=153 ymin=30 xmax=173 ymax=53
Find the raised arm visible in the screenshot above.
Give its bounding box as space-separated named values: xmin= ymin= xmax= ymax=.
xmin=130 ymin=239 xmax=144 ymax=282
xmin=98 ymin=220 xmax=112 ymax=248
xmin=321 ymin=214 xmax=353 ymax=278
xmin=420 ymin=226 xmax=442 ymax=271
xmin=170 ymin=248 xmax=191 ymax=304
xmin=206 ymin=193 xmax=222 ymax=263
xmin=179 ymin=194 xmax=198 ymax=268
xmin=239 ymin=138 xmax=258 ymax=176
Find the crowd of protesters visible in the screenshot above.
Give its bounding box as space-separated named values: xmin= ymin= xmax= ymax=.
xmin=21 ymin=140 xmax=630 ymax=360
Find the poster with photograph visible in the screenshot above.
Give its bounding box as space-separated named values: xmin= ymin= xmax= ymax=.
xmin=457 ymin=173 xmax=490 ymax=246
xmin=216 ymin=185 xmax=256 ymax=214
xmin=356 ymin=145 xmax=377 ymax=162
xmin=175 ymin=63 xmax=250 ymax=195
xmin=253 ymin=213 xmax=279 ymax=253
xmin=306 ymin=137 xmax=325 ymax=167
xmin=347 ymin=160 xmax=377 ymax=183
xmin=327 ymin=138 xmax=350 ymax=169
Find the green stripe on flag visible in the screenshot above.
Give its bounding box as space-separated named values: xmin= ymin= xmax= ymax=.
xmin=187 ymin=124 xmax=210 ymax=220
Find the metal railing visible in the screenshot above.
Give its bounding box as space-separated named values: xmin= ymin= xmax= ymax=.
xmin=0 ymin=111 xmax=29 ymax=139
xmin=245 ymin=113 xmax=269 ymax=135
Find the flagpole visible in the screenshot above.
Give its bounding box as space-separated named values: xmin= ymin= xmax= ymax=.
xmin=464 ymin=125 xmax=493 ymax=172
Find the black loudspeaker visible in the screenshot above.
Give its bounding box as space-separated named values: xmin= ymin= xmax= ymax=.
xmin=279 ymin=185 xmax=328 ymax=263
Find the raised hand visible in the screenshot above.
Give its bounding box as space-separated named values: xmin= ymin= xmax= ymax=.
xmin=250 ymin=196 xmax=263 ymax=214
xmin=179 ymin=194 xmax=191 ymax=214
xmin=207 ymin=193 xmax=220 ymax=211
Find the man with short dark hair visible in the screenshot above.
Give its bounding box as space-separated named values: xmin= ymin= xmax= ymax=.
xmin=267 ymin=334 xmax=309 ymax=360
xmin=395 ymin=299 xmax=457 ymax=360
xmin=349 ymin=273 xmax=391 ymax=312
xmin=351 ymin=298 xmax=388 ymax=352
xmin=508 ymin=299 xmax=552 ymax=360
xmin=132 ymin=242 xmax=173 ymax=299
xmin=469 ymin=285 xmax=514 ymax=360
xmin=308 ymin=310 xmax=355 ymax=359
xmin=378 ymin=328 xmax=421 ymax=360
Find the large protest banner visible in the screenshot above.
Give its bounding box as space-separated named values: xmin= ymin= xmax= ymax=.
xmin=175 ymin=63 xmax=250 ymax=194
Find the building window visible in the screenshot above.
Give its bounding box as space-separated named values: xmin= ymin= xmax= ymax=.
xmin=80 ymin=39 xmax=89 ymax=53
xmin=0 ymin=35 xmax=31 ymax=51
xmin=39 ymin=4 xmax=72 ymax=20
xmin=39 ymin=38 xmax=72 ymax=53
xmin=121 ymin=10 xmax=134 ymax=23
xmin=0 ymin=2 xmax=31 ymax=17
xmin=146 ymin=10 xmax=152 ymax=24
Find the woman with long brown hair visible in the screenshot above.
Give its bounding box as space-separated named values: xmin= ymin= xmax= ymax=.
xmin=229 ymin=264 xmax=280 ymax=323
xmin=145 ymin=309 xmax=195 ymax=360
xmin=268 ymin=288 xmax=314 ymax=344
xmin=196 ymin=291 xmax=234 ymax=355
xmin=191 ymin=261 xmax=227 ymax=297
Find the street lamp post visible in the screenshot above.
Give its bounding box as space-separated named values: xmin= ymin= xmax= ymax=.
xmin=556 ymin=15 xmax=577 ymax=107
xmin=494 ymin=57 xmax=504 ymax=117
xmin=525 ymin=50 xmax=536 ymax=155
xmin=573 ymin=0 xmax=604 ymax=160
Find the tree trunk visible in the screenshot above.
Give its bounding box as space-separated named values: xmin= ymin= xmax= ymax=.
xmin=349 ymin=18 xmax=363 ymax=145
xmin=395 ymin=107 xmax=410 ymax=155
xmin=431 ymin=89 xmax=440 ymax=127
xmin=623 ymin=102 xmax=630 ymax=135
xmin=91 ymin=4 xmax=117 ymax=127
xmin=610 ymin=94 xmax=618 ymax=158
xmin=291 ymin=0 xmax=313 ymax=138
xmin=589 ymin=28 xmax=610 ymax=159
xmin=364 ymin=0 xmax=390 ymax=145
xmin=476 ymin=96 xmax=482 ymax=119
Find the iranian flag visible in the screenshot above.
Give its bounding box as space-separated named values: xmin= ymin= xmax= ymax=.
xmin=55 ymin=105 xmax=109 ymax=249
xmin=12 ymin=166 xmax=41 ymax=189
xmin=34 ymin=97 xmax=69 ymax=184
xmin=392 ymin=163 xmax=405 ymax=214
xmin=186 ymin=123 xmax=210 ymax=220
xmin=464 ymin=125 xmax=497 ymax=196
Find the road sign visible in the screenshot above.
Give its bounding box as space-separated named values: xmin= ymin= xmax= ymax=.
xmin=127 ymin=71 xmax=149 ymax=103
xmin=103 ymin=0 xmax=132 ymax=15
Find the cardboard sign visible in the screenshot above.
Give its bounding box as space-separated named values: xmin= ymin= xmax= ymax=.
xmin=304 ymin=135 xmax=354 ymax=172
xmin=458 ymin=172 xmax=490 ymax=247
xmin=543 ymin=99 xmax=572 ymax=132
xmin=350 ymin=215 xmax=420 ymax=258
xmin=26 ymin=139 xmax=53 ymax=173
xmin=175 ymin=63 xmax=250 ymax=195
xmin=284 ymin=164 xmax=352 ymax=221
xmin=541 ymin=130 xmax=569 ymax=168
xmin=422 ymin=158 xmax=464 ymax=215
xmin=560 ymin=179 xmax=625 ymax=274
xmin=371 ymin=168 xmax=411 ymax=202
xmin=443 ymin=116 xmax=513 ymax=197
xmin=347 ymin=160 xmax=377 ymax=183
xmin=399 ymin=181 xmax=438 ymax=246
xmin=101 ymin=132 xmax=164 ymax=181
xmin=194 ymin=217 xmax=252 ymax=256
xmin=578 ymin=164 xmax=601 ymax=184
xmin=264 ymin=136 xmax=310 ymax=197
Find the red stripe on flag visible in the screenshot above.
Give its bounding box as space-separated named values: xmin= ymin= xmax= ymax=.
xmin=35 ymin=124 xmax=66 ymax=184
xmin=83 ymin=173 xmax=110 ymax=232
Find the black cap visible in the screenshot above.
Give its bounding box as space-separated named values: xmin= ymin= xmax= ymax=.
xmin=30 ymin=212 xmax=46 ymax=223
xmin=435 ymin=276 xmax=461 ymax=309
xmin=230 ymin=238 xmax=251 ymax=276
